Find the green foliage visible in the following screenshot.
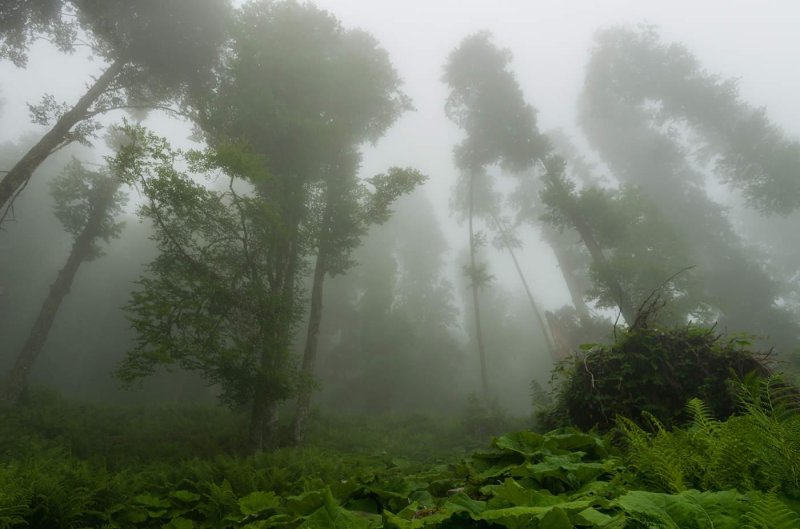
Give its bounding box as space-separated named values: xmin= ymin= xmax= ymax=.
xmin=0 ymin=0 xmax=77 ymax=66
xmin=1 ymin=393 xmax=799 ymax=528
xmin=581 ymin=25 xmax=800 ymax=349
xmin=540 ymin=325 xmax=772 ymax=431
xmin=49 ymin=158 xmax=127 ymax=258
xmin=584 ymin=26 xmax=800 ymax=215
xmin=619 ymin=376 xmax=800 ymax=497
xmin=461 ymin=394 xmax=515 ymax=440
xmin=113 ymin=125 xmax=300 ymax=412
xmin=742 ymin=492 xmax=800 ymax=529
xmin=443 ymin=31 xmax=547 ymax=173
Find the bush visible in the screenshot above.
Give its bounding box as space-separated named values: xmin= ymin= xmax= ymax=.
xmin=538 ymin=325 xmax=772 ymax=431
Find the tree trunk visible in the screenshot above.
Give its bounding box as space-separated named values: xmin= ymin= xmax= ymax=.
xmin=542 ymin=163 xmax=636 ymax=326
xmin=565 ymin=205 xmax=636 ymax=325
xmin=0 ymin=58 xmax=124 ymax=221
xmin=291 ymin=247 xmax=327 ymax=444
xmin=248 ymin=387 xmax=279 ymax=452
xmin=468 ymin=171 xmax=489 ymax=401
xmin=491 ymin=214 xmax=556 ymax=361
xmin=0 ymin=179 xmax=119 ymax=406
xmin=544 ymin=227 xmax=594 ymax=327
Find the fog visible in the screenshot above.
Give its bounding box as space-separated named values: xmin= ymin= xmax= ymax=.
xmin=1 ymin=0 xmax=799 ymax=430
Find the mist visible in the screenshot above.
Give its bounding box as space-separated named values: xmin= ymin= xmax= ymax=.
xmin=1 ymin=1 xmax=800 ymax=525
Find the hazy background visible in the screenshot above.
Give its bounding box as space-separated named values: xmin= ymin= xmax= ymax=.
xmin=4 ymin=0 xmax=798 ymax=308
xmin=1 ymin=0 xmax=799 ymax=413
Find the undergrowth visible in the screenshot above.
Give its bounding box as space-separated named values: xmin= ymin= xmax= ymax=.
xmin=1 ymin=381 xmax=799 ymax=528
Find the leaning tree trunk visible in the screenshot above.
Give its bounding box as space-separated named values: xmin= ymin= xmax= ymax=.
xmin=491 ymin=214 xmax=556 ymax=361
xmin=0 ymin=58 xmax=124 ymax=221
xmin=564 ymin=204 xmax=636 ymax=326
xmin=542 ymin=164 xmax=636 ymax=326
xmin=468 ymin=171 xmax=490 ymax=401
xmin=291 ymin=246 xmax=327 ymax=444
xmin=0 ymin=179 xmax=119 ymax=406
xmin=544 ymin=228 xmax=594 ymax=328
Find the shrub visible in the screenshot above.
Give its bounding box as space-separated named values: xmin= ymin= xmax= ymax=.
xmin=538 ymin=325 xmax=771 ymax=431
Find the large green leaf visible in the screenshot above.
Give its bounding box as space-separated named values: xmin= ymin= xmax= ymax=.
xmin=539 ymin=507 xmax=573 ymax=529
xmin=524 ymin=455 xmax=609 ymax=491
xmin=239 ymin=491 xmax=280 ymax=516
xmin=285 ymin=489 xmax=326 ymax=516
xmin=616 ymin=490 xmax=747 ymax=529
xmin=298 ymin=488 xmax=377 ymax=529
xmin=482 ymin=478 xmax=563 ymax=508
xmin=383 ymin=502 xmax=455 ymax=529
xmin=544 ymin=432 xmax=608 ymax=459
xmin=443 ymin=493 xmax=486 ymax=518
xmin=493 ymin=432 xmax=546 ymax=457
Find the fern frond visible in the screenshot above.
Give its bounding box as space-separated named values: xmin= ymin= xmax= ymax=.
xmin=737 ymin=373 xmax=799 ymax=421
xmin=641 ymin=411 xmax=668 ymax=435
xmin=742 ymin=492 xmax=800 ymax=529
xmin=617 ymin=416 xmax=649 ymax=453
xmin=617 ymin=415 xmax=687 ymax=492
xmin=686 ymin=398 xmax=720 ymax=444
xmin=705 ymin=417 xmax=760 ymax=490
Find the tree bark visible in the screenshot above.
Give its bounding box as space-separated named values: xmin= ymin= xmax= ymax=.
xmin=0 ymin=179 xmax=119 ymax=406
xmin=468 ymin=171 xmax=489 ymax=401
xmin=0 ymin=58 xmax=124 ymax=222
xmin=291 ymin=247 xmax=327 ymax=444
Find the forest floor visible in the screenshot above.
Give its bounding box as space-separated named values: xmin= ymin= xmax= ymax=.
xmin=0 ymin=390 xmax=798 ymax=528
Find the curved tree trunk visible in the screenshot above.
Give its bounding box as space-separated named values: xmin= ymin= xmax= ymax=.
xmin=0 ymin=179 xmax=119 ymax=406
xmin=0 ymin=58 xmax=124 ymax=223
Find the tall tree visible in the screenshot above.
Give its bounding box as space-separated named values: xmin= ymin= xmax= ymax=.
xmin=190 ymin=0 xmax=416 ymax=444
xmin=0 ymin=158 xmax=125 ymax=405
xmin=114 ymin=127 xmax=301 ymax=451
xmin=443 ymin=32 xmax=549 ymax=399
xmin=292 ymin=163 xmax=425 ymax=443
xmin=0 ymin=0 xmax=230 ymax=223
xmin=580 ymin=26 xmax=800 ymax=347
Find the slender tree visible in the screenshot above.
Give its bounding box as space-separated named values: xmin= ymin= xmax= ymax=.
xmin=0 ymin=159 xmax=125 ymax=405
xmin=443 ymin=33 xmax=549 ymax=399
xmin=292 ymin=164 xmax=425 ymax=443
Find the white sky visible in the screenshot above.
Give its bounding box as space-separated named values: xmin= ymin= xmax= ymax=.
xmin=1 ymin=0 xmax=799 ymax=310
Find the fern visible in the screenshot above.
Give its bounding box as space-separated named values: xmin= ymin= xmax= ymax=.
xmin=686 ymin=398 xmax=720 ymax=444
xmin=618 ymin=415 xmax=688 ymax=492
xmin=742 ymin=492 xmax=800 ymax=529
xmin=735 ymin=375 xmax=800 ymax=491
